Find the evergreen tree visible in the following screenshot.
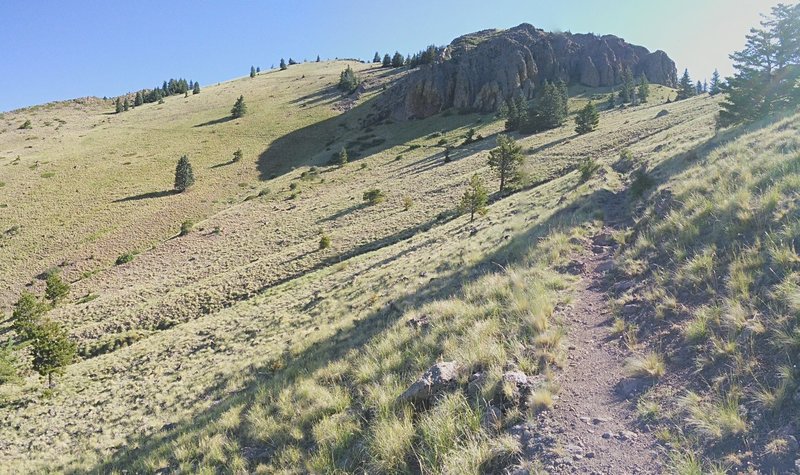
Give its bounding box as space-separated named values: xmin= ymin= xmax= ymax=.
xmin=607 ymin=88 xmax=616 ymax=109
xmin=696 ymin=80 xmax=704 ymax=95
xmin=29 ymin=319 xmax=76 ymax=387
xmin=574 ymin=101 xmax=600 ymax=135
xmin=162 ymin=80 xmax=169 ymax=96
xmin=115 ymin=97 xmax=123 ymax=114
xmin=288 ymin=58 xmax=297 ymax=65
xmin=256 ymin=66 xmax=261 ymax=73
xmin=174 ymin=155 xmax=195 ymax=192
xmin=231 ymin=95 xmax=247 ymax=118
xmin=134 ymin=91 xmax=143 ymax=107
xmin=503 ymin=98 xmax=520 ymax=131
xmin=488 ymin=134 xmax=524 ymax=192
xmin=316 ymin=55 xmax=321 ymax=62
xmin=250 ymin=66 xmax=256 ymax=78
xmin=193 ymin=81 xmax=200 ymax=95
xmin=123 ymin=98 xmax=130 ymax=111
xmin=392 ymin=51 xmax=405 ymax=67
xmin=382 ymin=54 xmax=391 ymax=67
xmin=458 ymin=174 xmax=489 ymax=222
xmin=638 ymin=75 xmax=650 ymax=102
xmin=12 ymin=292 xmax=48 ymax=341
xmin=619 ymin=67 xmax=635 ymax=103
xmin=280 ymin=58 xmax=287 ymax=70
xmin=709 ymin=69 xmax=722 ymax=95
xmin=45 ymin=273 xmax=70 ymax=305
xmin=338 ymin=66 xmax=360 ymax=93
xmin=676 ymin=69 xmax=695 ymax=100
xmin=373 ymin=52 xmax=381 ymax=63
xmin=337 ymin=147 xmax=348 ymax=165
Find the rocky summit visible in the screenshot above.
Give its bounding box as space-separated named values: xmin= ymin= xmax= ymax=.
xmin=378 ymin=23 xmax=678 ymax=120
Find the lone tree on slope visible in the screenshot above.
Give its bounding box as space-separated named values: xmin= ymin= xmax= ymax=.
xmin=459 ymin=174 xmax=489 ymax=222
xmin=193 ymin=81 xmax=200 ymax=94
xmin=575 ymin=101 xmax=600 ymax=135
xmin=174 ymin=155 xmax=195 ymax=192
xmin=250 ymin=66 xmax=256 ymax=78
xmin=488 ymin=134 xmax=524 ymax=193
xmin=280 ymin=58 xmax=287 ymax=70
xmin=30 ymin=319 xmax=76 ymax=388
xmin=231 ymin=95 xmax=247 ymax=118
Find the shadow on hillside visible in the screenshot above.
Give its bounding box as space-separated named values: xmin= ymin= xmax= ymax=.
xmin=112 ymin=189 xmax=178 ymax=203
xmin=80 ymin=111 xmax=741 ymax=473
xmin=210 ymin=160 xmax=236 ymax=169
xmin=256 ymin=95 xmax=485 ymax=181
xmin=194 ymin=116 xmax=235 ymax=128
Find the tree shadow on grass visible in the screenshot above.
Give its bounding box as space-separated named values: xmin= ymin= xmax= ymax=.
xmin=194 ymin=116 xmax=235 ymax=128
xmin=210 ymin=160 xmax=236 ymax=169
xmin=112 ymin=189 xmax=178 ymax=203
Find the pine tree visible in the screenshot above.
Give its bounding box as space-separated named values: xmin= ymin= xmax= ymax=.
xmin=256 ymin=66 xmax=261 ymax=73
xmin=174 ymin=155 xmax=195 ymax=192
xmin=45 ymin=273 xmax=70 ymax=305
xmin=373 ymin=52 xmax=381 ymax=63
xmin=676 ymin=69 xmax=695 ymax=100
xmin=280 ymin=58 xmax=287 ymax=70
xmin=719 ymin=4 xmax=800 ymax=126
xmin=12 ymin=292 xmax=48 ymax=341
xmin=288 ymin=58 xmax=297 ymax=65
xmin=193 ymin=81 xmax=200 ymax=95
xmin=250 ymin=66 xmax=256 ymax=78
xmin=29 ymin=319 xmax=76 ymax=387
xmin=709 ymin=69 xmax=722 ymax=95
xmin=638 ymin=75 xmax=650 ymax=102
xmin=488 ymin=134 xmax=524 ymax=192
xmin=392 ymin=51 xmax=405 ymax=67
xmin=619 ymin=67 xmax=635 ymax=103
xmin=134 ymin=91 xmax=143 ymax=107
xmin=382 ymin=54 xmax=391 ymax=67
xmin=458 ymin=174 xmax=489 ymax=222
xmin=607 ymin=88 xmax=616 ymax=109
xmin=574 ymin=101 xmax=600 ymax=135
xmin=123 ymin=98 xmax=130 ymax=111
xmin=696 ymin=80 xmax=704 ymax=95
xmin=338 ymin=66 xmax=360 ymax=93
xmin=115 ymin=97 xmax=123 ymax=114
xmin=338 ymin=147 xmax=348 ymax=165
xmin=231 ymin=95 xmax=247 ymax=118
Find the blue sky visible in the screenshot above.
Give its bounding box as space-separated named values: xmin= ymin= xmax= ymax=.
xmin=0 ymin=0 xmax=783 ymax=112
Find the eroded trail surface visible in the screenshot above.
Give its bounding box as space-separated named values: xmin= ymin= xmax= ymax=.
xmin=511 ymin=226 xmax=664 ymax=474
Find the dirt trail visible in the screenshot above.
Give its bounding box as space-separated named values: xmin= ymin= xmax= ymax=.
xmin=511 ymin=218 xmax=665 ymax=472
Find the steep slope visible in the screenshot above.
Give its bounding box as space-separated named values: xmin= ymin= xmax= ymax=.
xmin=611 ymin=111 xmax=800 ymax=473
xmin=376 ymin=23 xmax=677 ymax=120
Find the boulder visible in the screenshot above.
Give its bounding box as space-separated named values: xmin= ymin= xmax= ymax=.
xmin=399 ymin=361 xmax=461 ymax=405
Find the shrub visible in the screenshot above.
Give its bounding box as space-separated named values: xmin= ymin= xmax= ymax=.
xmin=630 ymin=168 xmax=655 ymax=198
xmin=0 ymin=342 xmax=20 ymax=385
xmin=363 ymin=189 xmax=385 ymax=205
xmin=578 ymin=158 xmax=600 ymax=182
xmin=180 ymin=220 xmax=194 ymax=236
xmin=19 ymin=120 xmax=32 ymax=130
xmin=403 ymin=196 xmax=414 ymax=211
xmin=232 ymin=148 xmax=243 ymax=163
xmin=319 ymin=235 xmax=331 ymax=250
xmin=625 ymin=352 xmax=665 ymax=378
xmin=45 ymin=272 xmax=70 ymax=304
xmin=116 ymin=252 xmax=136 ymax=265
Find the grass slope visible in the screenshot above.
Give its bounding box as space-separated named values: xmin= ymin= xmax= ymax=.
xmin=0 ymin=60 xmax=724 ymax=473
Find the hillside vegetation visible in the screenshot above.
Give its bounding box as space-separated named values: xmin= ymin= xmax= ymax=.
xmin=0 ymin=50 xmax=733 ymax=472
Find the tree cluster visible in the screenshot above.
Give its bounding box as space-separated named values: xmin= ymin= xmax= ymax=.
xmin=113 ymin=77 xmax=198 ymax=113
xmin=374 ymin=51 xmax=405 ymax=68
xmin=338 ymin=66 xmax=360 ymax=94
xmin=719 ymin=3 xmax=800 ymax=126
xmin=502 ymin=80 xmax=568 ymax=134
xmin=406 ymin=45 xmax=443 ymax=68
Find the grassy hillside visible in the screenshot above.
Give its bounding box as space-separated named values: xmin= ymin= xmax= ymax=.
xmin=0 ymin=56 xmax=733 ymax=473
xmin=613 ymin=111 xmax=800 ymax=473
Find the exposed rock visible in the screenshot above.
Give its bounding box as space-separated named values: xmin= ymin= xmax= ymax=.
xmin=497 ymin=370 xmax=544 ymax=407
xmin=376 ymin=23 xmax=677 ymax=121
xmin=399 ymin=361 xmax=461 ymax=405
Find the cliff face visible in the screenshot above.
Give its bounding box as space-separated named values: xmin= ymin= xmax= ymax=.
xmin=378 ymin=24 xmax=678 ymax=120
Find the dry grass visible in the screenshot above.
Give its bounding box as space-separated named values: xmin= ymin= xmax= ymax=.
xmin=0 ymin=63 xmax=724 ymax=472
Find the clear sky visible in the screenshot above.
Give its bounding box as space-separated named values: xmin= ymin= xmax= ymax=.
xmin=0 ymin=0 xmax=785 ymax=112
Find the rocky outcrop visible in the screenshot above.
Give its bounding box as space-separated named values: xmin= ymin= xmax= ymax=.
xmin=398 ymin=361 xmax=461 ymax=405
xmin=377 ymin=24 xmax=678 ymax=120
